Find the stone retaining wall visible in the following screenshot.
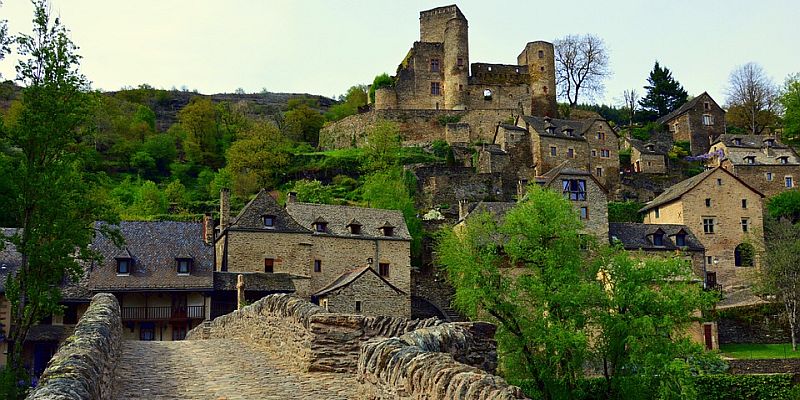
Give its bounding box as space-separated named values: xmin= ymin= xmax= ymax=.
xmin=728 ymin=359 xmax=800 ymax=374
xmin=186 ymin=294 xmax=442 ymax=372
xmin=357 ymin=323 xmax=529 ymax=399
xmin=27 ymin=293 xmax=122 ymax=400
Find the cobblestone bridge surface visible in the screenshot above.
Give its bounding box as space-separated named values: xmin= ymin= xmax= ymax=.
xmin=113 ymin=338 xmax=359 ymax=400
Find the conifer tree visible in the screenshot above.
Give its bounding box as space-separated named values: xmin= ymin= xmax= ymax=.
xmin=639 ymin=61 xmax=689 ymax=120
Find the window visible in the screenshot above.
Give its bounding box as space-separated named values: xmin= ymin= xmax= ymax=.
xmin=591 ymin=149 xmax=597 ymax=157
xmin=744 ymin=156 xmax=755 ymax=164
xmin=703 ymin=114 xmax=714 ymax=125
xmin=703 ymin=218 xmax=715 ymax=234
xmin=596 ymin=132 xmax=605 ymax=140
xmin=675 ymin=234 xmax=686 ymax=247
xmin=596 ymin=167 xmax=603 ymax=177
xmin=381 ymin=225 xmax=394 ymax=237
xmin=262 ymin=215 xmax=275 ymax=227
xmin=741 ymin=218 xmax=749 ymax=233
xmin=314 ymin=221 xmax=327 ymax=233
xmin=355 ymin=301 xmax=362 ymax=313
xmin=537 ymin=50 xmax=544 ymax=58
xmin=264 ymin=258 xmax=274 ymax=273
xmin=653 ymin=233 xmax=664 ymax=246
xmin=63 ymin=305 xmax=79 ymax=325
xmin=704 ymin=102 xmax=710 ymax=110
xmin=706 ymin=256 xmax=713 ymax=265
xmin=705 ymin=198 xmax=711 ymax=207
xmin=779 ymin=157 xmax=789 ymax=164
xmin=140 ymin=324 xmax=155 ymax=341
xmin=600 ymin=149 xmax=610 ymax=158
xmin=379 ymin=263 xmax=390 ymax=277
xmin=117 ymin=259 xmax=131 ymax=275
xmin=764 ymin=139 xmax=775 ymax=147
xmin=654 ymin=207 xmax=660 ymax=218
xmin=457 ymin=57 xmax=464 ymax=67
xmin=314 ymin=259 xmax=322 ymax=273
xmin=176 ymin=258 xmax=192 ymax=275
xmin=561 ymin=179 xmax=587 ymax=201
xmin=766 ymin=172 xmax=773 ymax=181
xmin=567 ymin=148 xmax=575 ymax=158
xmin=742 ymin=199 xmax=747 ymax=209
xmin=550 ymin=146 xmax=557 ymax=156
xmin=483 ymin=89 xmax=493 ymax=100
xmin=320 ymin=298 xmax=329 ymax=311
xmin=349 ymin=224 xmax=361 ymax=235
xmin=430 ymin=82 xmax=441 ymax=96
xmin=172 ymin=326 xmax=187 ymax=341
xmin=735 ymin=243 xmax=755 ymax=267
xmin=580 ymin=206 xmax=588 ymax=220
xmin=733 ymin=138 xmax=742 ymax=146
xmin=717 ymin=178 xmax=722 ymax=186
xmin=458 ymin=84 xmax=463 ymax=91
xmin=430 ymin=58 xmax=440 ymax=72
xmin=786 ymin=176 xmax=794 ymax=188
xmin=706 ymin=271 xmax=717 ymax=289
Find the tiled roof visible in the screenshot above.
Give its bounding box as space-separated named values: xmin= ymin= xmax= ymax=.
xmin=461 ymin=201 xmax=516 ymax=223
xmin=714 ymin=134 xmax=789 ymax=149
xmin=498 ymin=124 xmax=527 ymax=132
xmin=0 ymin=228 xmax=20 ymax=294
xmin=656 ymin=92 xmax=721 ymax=124
xmin=86 ymin=221 xmax=213 ymax=291
xmin=640 ymin=167 xmax=764 ymax=212
xmin=213 ymin=271 xmax=301 ymax=292
xmin=713 ymin=135 xmax=800 ymax=165
xmin=314 ymin=266 xmax=405 ymax=298
xmin=522 ymin=116 xmax=589 ymax=141
xmin=229 ymin=189 xmax=309 ymax=233
xmin=286 ymin=202 xmax=411 ymax=240
xmin=628 ymin=137 xmax=670 ymax=155
xmin=609 ymin=223 xmax=704 ymax=251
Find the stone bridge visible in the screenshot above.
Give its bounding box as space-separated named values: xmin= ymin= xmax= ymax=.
xmin=28 ymin=294 xmax=529 ymax=400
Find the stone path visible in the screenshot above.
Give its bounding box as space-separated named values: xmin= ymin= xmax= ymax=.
xmin=113 ymin=339 xmax=359 ymax=400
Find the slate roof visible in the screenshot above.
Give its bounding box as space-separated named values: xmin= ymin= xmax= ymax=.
xmin=628 ymin=137 xmax=670 ymax=155
xmin=228 ymin=189 xmax=309 ymax=233
xmin=314 ymin=266 xmax=405 ymax=298
xmin=213 ymin=271 xmax=301 ymax=292
xmin=712 ymin=135 xmax=800 ymax=165
xmin=640 ymin=167 xmax=764 ymax=212
xmin=285 ymin=202 xmax=411 ymax=240
xmin=0 ymin=228 xmax=20 ymax=294
xmin=713 ymin=134 xmax=790 ymax=149
xmin=86 ymin=221 xmax=213 ymax=291
xmin=521 ymin=116 xmax=589 ymax=141
xmin=609 ymin=223 xmax=704 ymax=251
xmin=656 ymin=92 xmax=722 ymax=124
xmin=498 ymin=124 xmax=528 ymax=132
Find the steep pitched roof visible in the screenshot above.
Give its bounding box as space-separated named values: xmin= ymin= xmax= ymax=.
xmin=538 ymin=161 xmax=609 ymax=194
xmin=640 ymin=167 xmax=764 ymax=212
xmin=656 ymin=92 xmax=722 ymax=124
xmin=609 ymin=223 xmax=704 ymax=251
xmin=314 ymin=266 xmax=406 ymax=298
xmin=521 ymin=116 xmax=589 ymax=141
xmin=628 ymin=137 xmax=670 ymax=155
xmin=461 ymin=201 xmax=516 ymax=223
xmin=87 ymin=221 xmax=214 ymax=291
xmin=229 ymin=189 xmax=309 ymax=233
xmin=712 ymin=134 xmax=800 ymax=166
xmin=285 ymin=202 xmax=411 ymax=240
xmin=713 ymin=134 xmax=789 ymax=149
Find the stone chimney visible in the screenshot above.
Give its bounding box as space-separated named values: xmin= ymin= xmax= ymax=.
xmin=287 ymin=191 xmax=298 ymax=204
xmin=202 ymin=213 xmax=214 ymax=245
xmin=458 ymin=199 xmax=469 ymax=221
xmin=220 ymin=188 xmax=231 ymax=229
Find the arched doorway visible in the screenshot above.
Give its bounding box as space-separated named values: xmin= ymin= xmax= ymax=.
xmin=734 ymin=243 xmax=755 ymax=267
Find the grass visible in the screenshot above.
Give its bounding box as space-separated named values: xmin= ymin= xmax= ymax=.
xmin=720 ymin=343 xmax=800 ymax=359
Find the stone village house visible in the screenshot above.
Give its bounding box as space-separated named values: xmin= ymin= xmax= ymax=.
xmin=657 ymin=92 xmax=726 ymax=156
xmin=707 ymin=134 xmax=800 ymax=197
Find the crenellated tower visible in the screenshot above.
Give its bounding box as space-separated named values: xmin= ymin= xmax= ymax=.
xmin=518 ymin=41 xmax=557 ymax=117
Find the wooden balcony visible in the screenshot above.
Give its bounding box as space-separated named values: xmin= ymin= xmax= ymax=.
xmin=121 ymin=305 xmax=205 ymax=321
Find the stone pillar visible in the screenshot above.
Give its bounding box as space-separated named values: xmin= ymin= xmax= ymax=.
xmin=220 ymin=188 xmax=231 ymax=229
xmin=237 ymin=274 xmax=246 ymax=310
xmin=202 ymin=213 xmax=214 ymax=245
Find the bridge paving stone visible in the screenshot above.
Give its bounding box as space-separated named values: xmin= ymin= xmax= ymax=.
xmin=113 ymin=338 xmax=360 ymax=400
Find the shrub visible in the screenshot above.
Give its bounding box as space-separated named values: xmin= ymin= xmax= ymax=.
xmin=437 ymin=114 xmax=461 ymax=126
xmin=608 ymin=201 xmax=644 ymax=223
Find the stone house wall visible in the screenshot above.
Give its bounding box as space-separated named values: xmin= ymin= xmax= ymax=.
xmin=534 ymin=135 xmax=589 ymax=176
xmin=543 ymin=173 xmax=609 ymax=242
xmin=585 ymin=120 xmax=621 ymax=190
xmin=218 ymin=230 xmax=312 ymax=276
xmin=668 ymin=93 xmax=726 ymax=155
xmin=631 ymin=147 xmax=668 ymax=174
xmin=722 ymin=161 xmax=800 ymax=197
xmin=27 ymin=293 xmax=122 ymax=400
xmin=394 ymin=42 xmax=447 ymax=110
xmin=410 ymin=165 xmax=517 ymax=210
xmin=320 ymin=270 xmax=410 ymax=318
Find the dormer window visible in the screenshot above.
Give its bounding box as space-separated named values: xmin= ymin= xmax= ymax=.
xmin=744 ymin=156 xmax=756 ymax=164
xmin=313 ymin=217 xmax=328 ymax=233
xmin=733 ymin=138 xmax=742 ymax=146
xmin=675 ymin=233 xmax=686 ymax=247
xmin=262 ymin=215 xmax=275 ymax=228
xmin=645 ymin=144 xmax=655 ymax=152
xmin=379 ymin=222 xmax=395 ymax=237
xmin=562 ymin=127 xmax=574 ymax=137
xmin=176 ymin=258 xmax=193 ymax=275
xmin=116 ymin=258 xmax=131 ymax=275
xmin=483 ymin=89 xmax=493 ymax=100
xmin=347 ymin=219 xmax=362 ymax=235
xmin=764 ymin=138 xmax=775 ymax=147
xmin=652 ymin=231 xmax=665 ymax=246
xmin=779 ymin=156 xmax=789 ymax=164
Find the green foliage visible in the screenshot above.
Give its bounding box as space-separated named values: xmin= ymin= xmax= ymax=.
xmin=618 ymin=148 xmax=631 ymax=167
xmin=639 ymin=61 xmax=689 ymax=120
xmin=283 ymin=97 xmax=325 ymax=145
xmin=178 ymin=97 xmax=224 ymax=168
xmin=669 ymin=143 xmax=690 ymax=160
xmin=225 ymin=122 xmax=292 ymax=197
xmin=325 ymin=85 xmax=368 ymax=122
xmin=766 ymin=189 xmax=800 ymax=222
xmin=369 ymin=73 xmax=394 ymax=104
xmin=693 ymin=374 xmax=796 ymax=400
xmin=361 ymin=167 xmax=422 ymax=260
xmin=437 ymin=114 xmax=461 ymax=126
xmin=628 ymin=122 xmax=662 ymax=141
xmin=573 ymin=103 xmax=628 ymax=126
xmin=720 ymin=343 xmax=800 ymax=359
xmin=363 ymin=120 xmax=401 ymax=171
xmin=288 ymin=179 xmax=334 ymax=204
xmin=780 ymin=74 xmax=800 ymax=144
xmin=430 ymin=140 xmax=452 ymax=159
xmin=608 ymin=201 xmax=644 ymax=223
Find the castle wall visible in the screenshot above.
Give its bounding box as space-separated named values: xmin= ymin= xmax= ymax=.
xmin=518 ymin=41 xmax=557 ymax=117
xmin=419 ymin=5 xmax=465 ymax=43
xmin=394 ymin=42 xmax=446 ymax=110
xmin=443 ymin=18 xmax=469 ymax=110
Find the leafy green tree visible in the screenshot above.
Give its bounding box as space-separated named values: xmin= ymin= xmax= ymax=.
xmin=779 ymin=74 xmax=800 ymax=144
xmin=369 ymin=73 xmax=394 ymax=104
xmin=363 ymin=120 xmax=401 ymax=171
xmin=591 ymin=247 xmax=719 ymax=399
xmin=164 ymin=179 xmax=189 ymax=210
xmin=288 ymin=179 xmax=334 ymax=204
xmin=131 ymin=180 xmax=168 ymax=216
xmin=326 ymin=85 xmax=368 ymax=122
xmin=130 ymin=150 xmax=156 ymax=177
xmin=608 ymin=201 xmax=644 ymax=223
xmin=283 ymin=99 xmax=324 ymax=145
xmin=0 ymin=2 xmax=119 ymax=395
xmin=639 ymin=62 xmax=688 ymax=120
xmin=141 ymin=133 xmax=177 ymax=176
xmin=766 ymin=189 xmax=800 ymax=223
xmin=226 ymin=122 xmax=291 ymax=197
xmin=436 ymin=185 xmax=596 ymax=398
xmin=361 ymin=167 xmax=422 ymax=260
xmin=178 ymin=97 xmax=223 ymax=167
xmin=0 ymin=2 xmax=10 ymax=76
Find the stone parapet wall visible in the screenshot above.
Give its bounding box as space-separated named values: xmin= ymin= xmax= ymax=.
xmin=357 ymin=323 xmax=529 ymax=399
xmin=187 ymin=294 xmax=441 ymax=372
xmin=27 ymin=293 xmax=122 ymax=400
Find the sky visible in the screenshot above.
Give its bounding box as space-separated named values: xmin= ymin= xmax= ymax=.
xmin=1 ymin=0 xmax=798 ymax=105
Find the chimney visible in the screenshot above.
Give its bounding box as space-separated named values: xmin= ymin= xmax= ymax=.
xmin=458 ymin=199 xmax=469 ymax=221
xmin=220 ymin=188 xmax=231 ymax=229
xmin=517 ymin=179 xmax=529 ymax=201
xmin=287 ymin=191 xmax=298 ymax=204
xmin=202 ymin=213 xmax=214 ymax=245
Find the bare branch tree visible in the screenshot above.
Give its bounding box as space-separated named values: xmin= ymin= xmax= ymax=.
xmin=623 ymin=89 xmax=639 ymax=126
xmin=725 ymin=62 xmax=778 ymax=134
xmin=554 ymin=34 xmax=611 ymax=107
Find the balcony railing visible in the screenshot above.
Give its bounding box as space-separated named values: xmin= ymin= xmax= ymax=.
xmin=121 ymin=305 xmax=205 ymax=321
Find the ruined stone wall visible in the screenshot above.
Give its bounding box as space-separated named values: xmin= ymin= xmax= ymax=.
xmin=357 ymin=323 xmax=529 ymax=399
xmin=187 ymin=294 xmax=441 ymax=372
xmin=27 ymin=294 xmax=122 ymax=400
xmin=632 ymin=148 xmax=668 ymax=174
xmin=466 ymin=82 xmax=530 ymax=113
xmin=517 ymin=41 xmax=557 ymax=117
xmin=410 ymin=165 xmax=517 ymax=210
xmin=394 ymin=42 xmax=446 ymax=110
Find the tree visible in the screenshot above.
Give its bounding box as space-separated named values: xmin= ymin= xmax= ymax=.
xmin=178 ymin=97 xmax=223 ymax=168
xmin=766 ymin=189 xmax=800 ymax=223
xmin=779 ymin=74 xmax=800 ymax=144
xmin=0 ymin=1 xmax=10 ymax=76
xmin=0 ymin=2 xmax=118 ymax=395
xmin=436 ymin=185 xmax=596 ymax=398
xmin=283 ymin=99 xmax=324 ymax=145
xmin=639 ymin=62 xmax=688 ymax=120
xmin=756 ymin=218 xmax=800 ymax=351
xmin=369 ymin=73 xmax=394 ymax=104
xmin=326 ymin=85 xmax=368 ymax=122
xmin=725 ymin=62 xmax=779 ymax=135
xmin=225 ymin=122 xmax=291 ymax=197
xmin=554 ymin=34 xmax=611 ymax=107
xmin=288 ymin=179 xmax=334 ymax=204
xmin=361 ymin=167 xmax=422 ymax=262
xmin=363 ymin=119 xmax=401 ymax=171
xmin=622 ymin=89 xmax=640 ymax=126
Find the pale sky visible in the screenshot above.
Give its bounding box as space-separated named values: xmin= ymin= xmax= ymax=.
xmin=1 ymin=1 xmax=798 ymax=106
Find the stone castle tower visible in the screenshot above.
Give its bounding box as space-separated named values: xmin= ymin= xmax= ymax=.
xmin=518 ymin=42 xmax=558 ymax=118
xmin=419 ymin=5 xmax=469 ymax=110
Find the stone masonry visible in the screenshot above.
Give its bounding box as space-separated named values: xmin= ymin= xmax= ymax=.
xmin=27 ymin=293 xmax=122 ymax=400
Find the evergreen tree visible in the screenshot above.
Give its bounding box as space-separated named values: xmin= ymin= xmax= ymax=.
xmin=639 ymin=62 xmax=689 ymax=120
